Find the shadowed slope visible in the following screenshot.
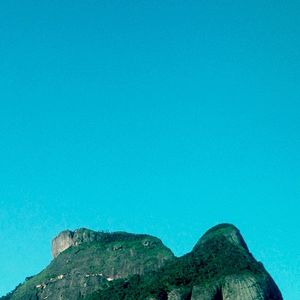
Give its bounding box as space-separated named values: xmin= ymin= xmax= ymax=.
xmin=2 ymin=224 xmax=282 ymax=300
xmin=9 ymin=230 xmax=174 ymax=300
xmin=87 ymin=224 xmax=282 ymax=300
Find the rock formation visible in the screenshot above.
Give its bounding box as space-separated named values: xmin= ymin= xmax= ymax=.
xmin=8 ymin=229 xmax=174 ymax=300
xmin=51 ymin=228 xmax=107 ymax=258
xmin=2 ymin=224 xmax=283 ymax=300
xmin=51 ymin=229 xmax=74 ymax=258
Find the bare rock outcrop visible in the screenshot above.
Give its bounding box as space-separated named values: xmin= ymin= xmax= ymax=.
xmin=190 ymin=224 xmax=283 ymax=300
xmin=11 ymin=229 xmax=175 ymax=300
xmin=51 ymin=228 xmax=105 ymax=258
xmin=51 ymin=230 xmax=74 ymax=258
xmin=5 ymin=224 xmax=283 ymax=300
xmin=191 ymin=273 xmax=282 ymax=300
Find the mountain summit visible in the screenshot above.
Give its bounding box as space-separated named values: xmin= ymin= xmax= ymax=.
xmin=2 ymin=224 xmax=283 ymax=300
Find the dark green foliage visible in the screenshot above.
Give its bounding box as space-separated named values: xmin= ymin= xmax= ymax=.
xmin=0 ymin=284 xmax=21 ymax=300
xmin=2 ymin=224 xmax=282 ymax=300
xmin=85 ymin=230 xmax=263 ymax=300
xmin=9 ymin=232 xmax=174 ymax=300
xmin=0 ymin=293 xmax=12 ymax=300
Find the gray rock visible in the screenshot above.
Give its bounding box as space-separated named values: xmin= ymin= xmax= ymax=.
xmin=51 ymin=228 xmax=106 ymax=258
xmin=11 ymin=229 xmax=174 ymax=300
xmin=5 ymin=224 xmax=283 ymax=300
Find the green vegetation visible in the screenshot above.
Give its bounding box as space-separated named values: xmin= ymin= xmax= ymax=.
xmin=0 ymin=284 xmax=21 ymax=300
xmin=85 ymin=226 xmax=265 ymax=300
xmin=3 ymin=224 xmax=282 ymax=300
xmin=10 ymin=232 xmax=174 ymax=300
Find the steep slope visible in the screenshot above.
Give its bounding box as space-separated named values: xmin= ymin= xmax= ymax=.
xmin=2 ymin=224 xmax=283 ymax=300
xmin=9 ymin=229 xmax=174 ymax=300
xmin=87 ymin=224 xmax=282 ymax=300
xmin=190 ymin=224 xmax=282 ymax=300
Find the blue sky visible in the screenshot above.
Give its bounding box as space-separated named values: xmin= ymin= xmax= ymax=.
xmin=0 ymin=0 xmax=299 ymax=298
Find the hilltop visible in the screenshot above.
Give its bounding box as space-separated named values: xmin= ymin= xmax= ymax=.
xmin=1 ymin=224 xmax=283 ymax=300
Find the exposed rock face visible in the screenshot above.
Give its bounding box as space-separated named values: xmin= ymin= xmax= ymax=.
xmin=4 ymin=224 xmax=283 ymax=300
xmin=52 ymin=230 xmax=74 ymax=258
xmin=191 ymin=273 xmax=282 ymax=300
xmin=52 ymin=228 xmax=106 ymax=258
xmin=86 ymin=224 xmax=282 ymax=300
xmin=190 ymin=285 xmax=220 ymax=300
xmin=189 ymin=224 xmax=283 ymax=300
xmin=221 ymin=273 xmax=281 ymax=300
xmin=10 ymin=229 xmax=174 ymax=300
xmin=33 ymin=273 xmax=107 ymax=300
xmin=168 ymin=289 xmax=189 ymax=300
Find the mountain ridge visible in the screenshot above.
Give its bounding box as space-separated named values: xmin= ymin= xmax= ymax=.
xmin=1 ymin=224 xmax=283 ymax=300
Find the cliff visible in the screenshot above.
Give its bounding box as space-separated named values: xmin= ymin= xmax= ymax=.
xmin=2 ymin=224 xmax=283 ymax=300
xmin=87 ymin=224 xmax=283 ymax=300
xmin=9 ymin=230 xmax=174 ymax=300
xmin=52 ymin=228 xmax=121 ymax=258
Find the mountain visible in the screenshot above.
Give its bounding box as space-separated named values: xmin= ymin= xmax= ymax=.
xmin=1 ymin=224 xmax=283 ymax=300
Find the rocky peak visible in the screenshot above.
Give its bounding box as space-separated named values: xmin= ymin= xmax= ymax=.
xmin=4 ymin=224 xmax=283 ymax=300
xmin=193 ymin=223 xmax=249 ymax=252
xmin=52 ymin=228 xmax=105 ymax=258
